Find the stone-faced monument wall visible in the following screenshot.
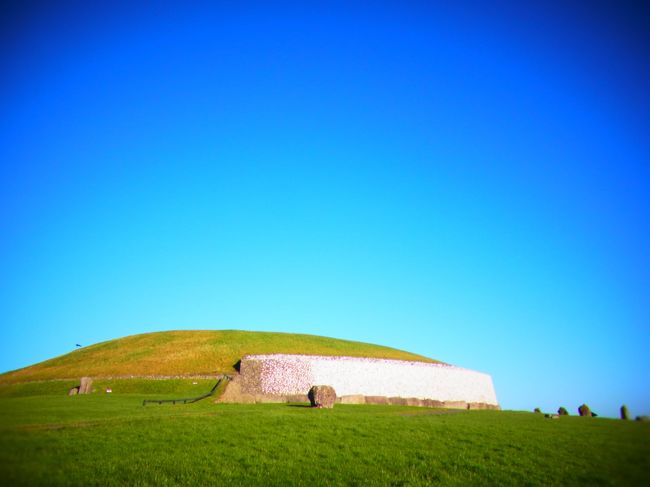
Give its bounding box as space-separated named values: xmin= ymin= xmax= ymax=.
xmin=239 ymin=354 xmax=498 ymax=407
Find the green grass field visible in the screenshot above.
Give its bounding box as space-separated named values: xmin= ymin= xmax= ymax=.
xmin=1 ymin=332 xmax=648 ymax=485
xmin=1 ymin=386 xmax=649 ymax=486
xmin=0 ymin=330 xmax=438 ymax=384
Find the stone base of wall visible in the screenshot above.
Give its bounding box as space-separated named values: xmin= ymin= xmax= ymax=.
xmin=343 ymin=395 xmax=500 ymax=410
xmin=339 ymin=394 xmax=365 ymax=405
xmin=216 ymin=375 xmax=499 ymax=410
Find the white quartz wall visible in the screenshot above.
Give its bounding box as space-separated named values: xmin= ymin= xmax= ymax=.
xmin=241 ymin=354 xmax=498 ymax=405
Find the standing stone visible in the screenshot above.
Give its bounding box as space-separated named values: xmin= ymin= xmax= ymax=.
xmin=558 ymin=407 xmax=569 ymax=416
xmin=578 ymin=404 xmax=592 ymax=417
xmin=79 ymin=377 xmax=93 ymax=394
xmin=620 ymin=405 xmax=630 ymax=420
xmin=534 ymin=408 xmax=542 ymax=414
xmin=308 ymin=385 xmax=336 ymax=409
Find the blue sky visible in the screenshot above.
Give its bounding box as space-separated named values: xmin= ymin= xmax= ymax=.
xmin=1 ymin=1 xmax=648 ymax=417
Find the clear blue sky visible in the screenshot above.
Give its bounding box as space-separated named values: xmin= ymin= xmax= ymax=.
xmin=1 ymin=1 xmax=648 ymax=417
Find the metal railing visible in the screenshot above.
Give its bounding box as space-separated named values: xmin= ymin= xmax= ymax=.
xmin=142 ymin=376 xmax=230 ymax=406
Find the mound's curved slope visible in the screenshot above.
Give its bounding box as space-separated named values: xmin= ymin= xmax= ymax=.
xmin=0 ymin=330 xmax=439 ymax=383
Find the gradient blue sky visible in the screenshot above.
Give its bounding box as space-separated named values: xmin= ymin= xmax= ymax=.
xmin=1 ymin=1 xmax=648 ymax=417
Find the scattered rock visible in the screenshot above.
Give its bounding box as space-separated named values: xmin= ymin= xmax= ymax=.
xmin=79 ymin=377 xmax=93 ymax=395
xmin=578 ymin=404 xmax=592 ymax=417
xmin=308 ymin=385 xmax=336 ymax=408
xmin=544 ymin=414 xmax=560 ymax=419
xmin=636 ymin=416 xmax=649 ymax=422
xmin=68 ymin=387 xmax=79 ymax=396
xmin=620 ymin=405 xmax=630 ymax=420
xmin=558 ymin=407 xmax=569 ymax=416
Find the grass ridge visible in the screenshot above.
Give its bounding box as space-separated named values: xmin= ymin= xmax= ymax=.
xmin=0 ymin=329 xmax=439 ymax=384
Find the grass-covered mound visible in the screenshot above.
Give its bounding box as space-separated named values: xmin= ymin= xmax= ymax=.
xmin=0 ymin=330 xmax=438 ymax=384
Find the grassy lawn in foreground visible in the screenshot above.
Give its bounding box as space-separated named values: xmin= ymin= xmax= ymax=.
xmin=1 ymin=393 xmax=649 ymax=486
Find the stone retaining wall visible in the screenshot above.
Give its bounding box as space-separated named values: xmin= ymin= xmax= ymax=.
xmin=239 ymin=354 xmax=498 ymax=406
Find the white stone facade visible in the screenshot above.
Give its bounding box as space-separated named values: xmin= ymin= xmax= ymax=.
xmin=240 ymin=354 xmax=498 ymax=405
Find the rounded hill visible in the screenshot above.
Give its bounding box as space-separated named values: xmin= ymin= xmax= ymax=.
xmin=0 ymin=330 xmax=440 ymax=384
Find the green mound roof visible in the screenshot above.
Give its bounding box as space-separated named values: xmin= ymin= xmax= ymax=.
xmin=0 ymin=330 xmax=439 ymax=384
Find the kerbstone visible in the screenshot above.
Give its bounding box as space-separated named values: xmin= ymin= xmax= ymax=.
xmin=308 ymin=385 xmax=336 ymax=408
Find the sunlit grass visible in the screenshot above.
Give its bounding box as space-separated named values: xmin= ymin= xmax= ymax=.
xmin=1 ymin=393 xmax=648 ymax=486
xmin=0 ymin=378 xmax=219 ymax=398
xmin=0 ymin=330 xmax=439 ymax=384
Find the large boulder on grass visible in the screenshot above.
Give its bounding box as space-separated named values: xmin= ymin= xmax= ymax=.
xmin=308 ymin=385 xmax=336 ymax=409
xmin=558 ymin=407 xmax=569 ymax=416
xmin=578 ymin=404 xmax=592 ymax=417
